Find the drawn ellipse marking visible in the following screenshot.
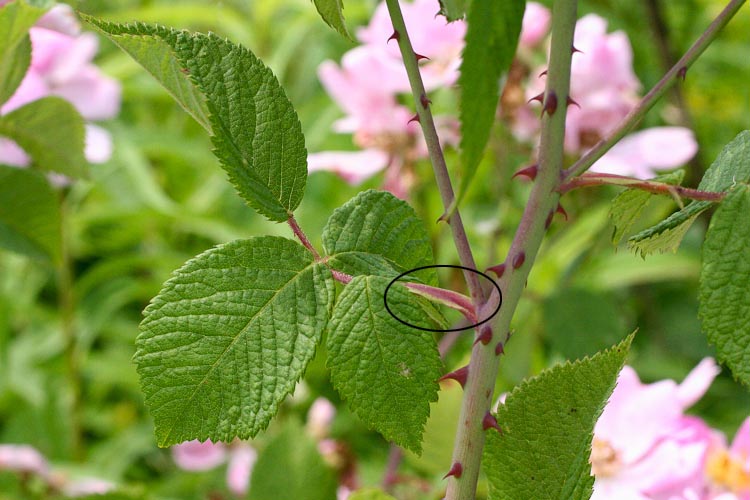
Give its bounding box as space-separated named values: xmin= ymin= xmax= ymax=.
xmin=383 ymin=265 xmax=502 ymax=333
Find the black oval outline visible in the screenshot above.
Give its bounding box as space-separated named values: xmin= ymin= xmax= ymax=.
xmin=383 ymin=265 xmax=502 ymax=333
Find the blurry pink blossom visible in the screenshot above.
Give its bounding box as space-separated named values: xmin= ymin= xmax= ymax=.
xmin=0 ymin=4 xmax=120 ymax=167
xmin=0 ymin=444 xmax=50 ymax=478
xmin=171 ymin=440 xmax=227 ymax=471
xmin=172 ymin=440 xmax=257 ymax=496
xmin=513 ymin=13 xmax=697 ymax=179
xmin=306 ymin=397 xmax=337 ymax=441
xmin=519 ymin=2 xmax=551 ymax=49
xmin=591 ymin=358 xmax=721 ymax=500
xmin=357 ymin=0 xmax=465 ymax=91
xmin=62 ymin=477 xmax=116 ymax=497
xmin=699 ymin=417 xmax=750 ymax=500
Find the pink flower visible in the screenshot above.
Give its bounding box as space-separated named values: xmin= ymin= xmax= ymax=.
xmin=357 ymin=0 xmax=465 ymax=91
xmin=519 ymin=2 xmax=551 ymax=49
xmin=513 ymin=13 xmax=697 ymax=179
xmin=0 ymin=444 xmax=50 ymax=478
xmin=62 ymin=477 xmax=116 ymax=497
xmin=591 ymin=358 xmax=721 ymax=499
xmin=700 ymin=417 xmax=750 ymax=500
xmin=0 ymin=4 xmax=120 ymax=167
xmin=171 ymin=440 xmax=257 ymax=496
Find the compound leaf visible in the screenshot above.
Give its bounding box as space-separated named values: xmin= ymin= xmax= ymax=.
xmin=484 ymin=334 xmax=633 ymax=500
xmin=699 ymin=184 xmax=750 ymax=386
xmin=327 ymin=276 xmax=444 ymax=453
xmin=137 ymin=236 xmax=334 ymax=446
xmin=322 ymin=189 xmax=437 ymax=285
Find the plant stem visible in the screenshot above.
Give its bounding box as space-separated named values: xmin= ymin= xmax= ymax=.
xmin=559 ymin=172 xmax=726 ymax=202
xmin=564 ymin=0 xmax=747 ymax=180
xmin=58 ymin=193 xmax=82 ymax=459
xmin=287 ymin=215 xmax=321 ymax=260
xmin=383 ymin=0 xmax=486 ymax=305
xmin=445 ymin=1 xmax=578 ymax=497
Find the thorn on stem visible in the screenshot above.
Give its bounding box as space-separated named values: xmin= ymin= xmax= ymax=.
xmin=538 ymin=69 xmax=548 ymax=78
xmin=512 ymin=252 xmax=525 ymax=270
xmin=512 ymin=164 xmax=538 ymax=181
xmin=677 ymin=66 xmax=687 ymax=81
xmin=437 ymin=212 xmax=450 ymax=224
xmin=543 ymin=91 xmax=558 ymax=116
xmin=566 ymin=96 xmax=580 ymax=109
xmin=495 ymin=341 xmax=505 ymax=356
xmin=443 ymin=462 xmax=463 ymax=479
xmin=420 ymin=93 xmax=432 ymax=109
xmin=438 ymin=365 xmax=469 ymax=388
xmin=387 ymin=30 xmax=400 ymax=44
xmin=527 ymin=92 xmax=545 ymax=104
xmin=482 ymin=412 xmax=503 ymax=433
xmin=415 ymin=52 xmax=430 ymax=62
xmin=571 ymin=45 xmax=583 ymax=54
xmin=473 ymin=325 xmax=493 ymax=346
xmin=556 ymin=203 xmax=568 ymax=220
xmin=487 ymin=263 xmax=506 ymax=279
xmin=408 ymin=113 xmax=420 ymax=125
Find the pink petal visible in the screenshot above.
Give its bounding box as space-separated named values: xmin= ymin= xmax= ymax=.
xmin=226 ymin=444 xmax=257 ymax=496
xmin=676 ymin=358 xmax=720 ymax=408
xmin=1 ymin=70 xmax=49 ymax=114
xmin=36 ymin=4 xmax=81 ymax=36
xmin=520 ymin=2 xmax=551 ymax=48
xmin=63 ymin=477 xmax=116 ymax=496
xmin=171 ymin=440 xmax=227 ymax=471
xmin=729 ymin=416 xmax=750 ymax=458
xmin=84 ymin=124 xmax=113 ymax=164
xmin=306 ymin=398 xmax=336 ymax=440
xmin=53 ymin=67 xmax=121 ymax=121
xmin=307 ymin=149 xmax=389 ymax=184
xmin=0 ymin=444 xmax=50 ymax=477
xmin=0 ymin=137 xmax=31 ymax=167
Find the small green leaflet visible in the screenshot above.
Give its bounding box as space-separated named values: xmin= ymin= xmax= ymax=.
xmin=322 ymin=190 xmax=438 ymax=285
xmin=248 ymin=421 xmax=337 ymax=500
xmin=0 ymin=34 xmax=31 ymax=106
xmin=87 ymin=20 xmax=308 ymax=222
xmin=136 ymin=236 xmax=334 ymax=446
xmin=0 ymin=165 xmax=61 ymax=263
xmin=327 ymin=276 xmax=444 ymax=453
xmin=453 ymin=0 xmax=525 ymax=213
xmin=629 ymin=131 xmax=750 ymax=255
xmin=609 ymin=169 xmax=684 ymax=245
xmin=438 ymin=0 xmax=468 ymax=21
xmin=699 ymin=184 xmax=750 ymax=386
xmin=311 ymin=0 xmax=352 ymax=40
xmin=483 ymin=334 xmax=633 ymax=500
xmin=0 ymin=97 xmax=87 ymax=178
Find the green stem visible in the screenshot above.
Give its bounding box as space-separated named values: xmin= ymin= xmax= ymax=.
xmin=445 ymin=1 xmax=578 ymax=498
xmin=58 ymin=193 xmax=82 ymax=459
xmin=383 ymin=0 xmax=486 ymax=305
xmin=564 ymin=0 xmax=747 ymax=180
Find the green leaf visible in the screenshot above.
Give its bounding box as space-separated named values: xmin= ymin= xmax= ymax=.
xmin=136 ymin=236 xmax=334 ymax=446
xmin=454 ymin=0 xmax=525 ymax=210
xmin=84 ymin=21 xmax=308 ymax=222
xmin=83 ymin=18 xmax=211 ymax=132
xmin=484 ymin=334 xmax=633 ymax=500
xmin=0 ymin=0 xmax=50 ymax=104
xmin=322 ymin=190 xmax=437 ymax=285
xmin=0 ymin=97 xmax=87 ymax=178
xmin=699 ymin=184 xmax=750 ymax=386
xmin=438 ymin=0 xmax=468 ymax=21
xmin=609 ymin=169 xmax=684 ymax=245
xmin=0 ymin=34 xmax=31 ymax=106
xmin=311 ymin=0 xmax=352 ymax=40
xmin=327 ymin=276 xmax=444 ymax=453
xmin=630 ymin=131 xmax=750 ymax=255
xmin=0 ymin=165 xmax=61 ymax=263
xmin=248 ymin=421 xmax=337 ymax=500
xmin=349 ymin=488 xmax=398 ymax=500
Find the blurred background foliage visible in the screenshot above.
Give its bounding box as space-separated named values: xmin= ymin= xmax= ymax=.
xmin=1 ymin=0 xmax=749 ymax=498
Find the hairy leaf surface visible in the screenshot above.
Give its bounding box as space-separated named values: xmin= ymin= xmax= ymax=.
xmin=455 ymin=0 xmax=525 ymax=210
xmin=327 ymin=276 xmax=444 ymax=453
xmin=0 ymin=97 xmax=86 ymax=178
xmin=700 ymin=184 xmax=750 ymax=386
xmin=323 ymin=190 xmax=437 ymax=284
xmin=86 ymin=20 xmax=308 ymax=221
xmin=484 ymin=334 xmax=633 ymax=500
xmin=137 ymin=237 xmax=334 ymax=446
xmin=0 ymin=165 xmax=61 ymax=263
xmin=630 ymin=131 xmax=750 ymax=254
xmin=312 ymin=0 xmax=352 ymax=40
